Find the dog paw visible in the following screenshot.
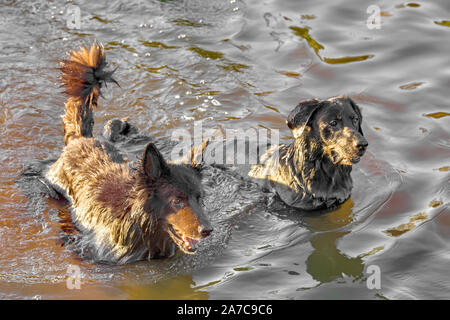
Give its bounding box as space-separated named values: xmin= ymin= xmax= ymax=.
xmin=102 ymin=118 xmax=138 ymax=142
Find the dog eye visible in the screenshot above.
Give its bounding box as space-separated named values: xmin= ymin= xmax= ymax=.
xmin=329 ymin=120 xmax=338 ymax=126
xmin=172 ymin=198 xmax=185 ymax=208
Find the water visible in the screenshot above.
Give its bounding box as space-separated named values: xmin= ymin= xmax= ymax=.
xmin=1 ymin=0 xmax=449 ymax=299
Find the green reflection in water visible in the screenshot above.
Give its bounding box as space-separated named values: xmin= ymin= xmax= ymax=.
xmin=435 ymin=20 xmax=450 ymax=27
xmin=172 ymin=19 xmax=209 ymax=28
xmin=106 ymin=41 xmax=138 ymax=54
xmin=70 ymin=32 xmax=94 ymax=38
xmin=90 ymin=15 xmax=114 ymax=24
xmin=233 ymin=266 xmax=254 ymax=272
xmin=384 ymin=212 xmax=427 ymax=237
xmin=189 ymin=47 xmax=224 ymax=60
xmin=217 ymin=63 xmax=250 ymax=73
xmin=119 ymin=274 xmax=209 ymax=300
xmin=304 ymin=199 xmax=364 ymax=283
xmin=136 ymin=63 xmax=178 ymax=74
xmin=301 ymin=14 xmax=316 ymax=20
xmin=254 ymin=91 xmax=276 ymax=97
xmin=290 ymin=26 xmax=323 ymax=57
xmin=263 ymin=105 xmax=280 ymax=113
xmin=289 ymin=26 xmax=374 ymax=65
xmin=323 ymin=55 xmax=374 ymax=64
xmin=399 ymin=82 xmax=424 ymax=90
xmin=424 ymin=112 xmax=450 ymax=119
xmin=188 ymin=48 xmax=251 ymax=74
xmin=139 ymin=40 xmax=179 ymax=49
xmin=306 ymin=231 xmax=364 ymax=283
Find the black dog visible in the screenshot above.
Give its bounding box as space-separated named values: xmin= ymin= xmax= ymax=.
xmin=190 ymin=96 xmax=368 ymax=211
xmin=97 ymin=96 xmax=368 ymax=212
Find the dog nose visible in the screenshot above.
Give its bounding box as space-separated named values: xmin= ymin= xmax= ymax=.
xmin=200 ymin=227 xmax=213 ymax=238
xmin=356 ymin=140 xmax=368 ymax=152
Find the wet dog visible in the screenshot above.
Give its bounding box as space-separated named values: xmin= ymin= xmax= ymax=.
xmin=191 ymin=96 xmax=368 ymax=211
xmin=249 ymin=97 xmax=368 ymax=210
xmin=45 ymin=42 xmax=212 ymax=264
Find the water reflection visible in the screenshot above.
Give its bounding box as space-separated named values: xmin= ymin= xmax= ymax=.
xmin=384 ymin=212 xmax=428 ymax=237
xmin=289 ymin=26 xmax=374 ymax=65
xmin=303 ymin=200 xmax=364 ymax=283
xmin=120 ymin=274 xmax=209 ymax=300
xmin=306 ymin=231 xmax=364 ymax=283
xmin=1 ymin=0 xmax=449 ymax=300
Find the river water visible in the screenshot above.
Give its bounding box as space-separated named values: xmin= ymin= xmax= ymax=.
xmin=0 ymin=0 xmax=449 ymax=299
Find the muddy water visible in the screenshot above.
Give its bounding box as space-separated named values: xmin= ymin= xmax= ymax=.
xmin=1 ymin=0 xmax=449 ymax=299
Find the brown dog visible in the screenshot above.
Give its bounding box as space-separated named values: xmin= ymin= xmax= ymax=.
xmin=45 ymin=42 xmax=212 ymax=264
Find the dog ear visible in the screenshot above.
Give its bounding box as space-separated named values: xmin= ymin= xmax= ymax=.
xmin=348 ymin=98 xmax=364 ymax=135
xmin=286 ymin=99 xmax=321 ymax=138
xmin=142 ymin=143 xmax=168 ymax=182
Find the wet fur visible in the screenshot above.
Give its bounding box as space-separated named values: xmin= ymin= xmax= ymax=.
xmin=45 ymin=42 xmax=211 ymax=264
xmin=248 ymin=96 xmax=368 ymax=210
xmin=190 ymin=96 xmax=367 ymax=211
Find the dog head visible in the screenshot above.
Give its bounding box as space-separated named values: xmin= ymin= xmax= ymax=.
xmin=286 ymin=96 xmax=368 ymax=166
xmin=141 ymin=143 xmax=212 ymax=254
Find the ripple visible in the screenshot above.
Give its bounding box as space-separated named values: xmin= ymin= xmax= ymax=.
xmin=289 ymin=26 xmax=374 ymax=65
xmin=434 ymin=20 xmax=450 ymax=27
xmin=1 ymin=0 xmax=449 ymax=299
xmin=424 ymin=112 xmax=450 ymax=119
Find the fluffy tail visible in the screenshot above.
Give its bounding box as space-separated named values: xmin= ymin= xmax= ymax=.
xmin=60 ymin=41 xmax=118 ymax=145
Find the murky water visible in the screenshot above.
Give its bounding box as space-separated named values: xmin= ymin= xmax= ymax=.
xmin=1 ymin=0 xmax=449 ymax=299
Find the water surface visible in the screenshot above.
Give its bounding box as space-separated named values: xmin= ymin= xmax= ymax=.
xmin=0 ymin=0 xmax=449 ymax=299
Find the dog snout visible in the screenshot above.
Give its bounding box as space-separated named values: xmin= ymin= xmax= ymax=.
xmin=199 ymin=226 xmax=213 ymax=238
xmin=356 ymin=138 xmax=368 ymax=154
